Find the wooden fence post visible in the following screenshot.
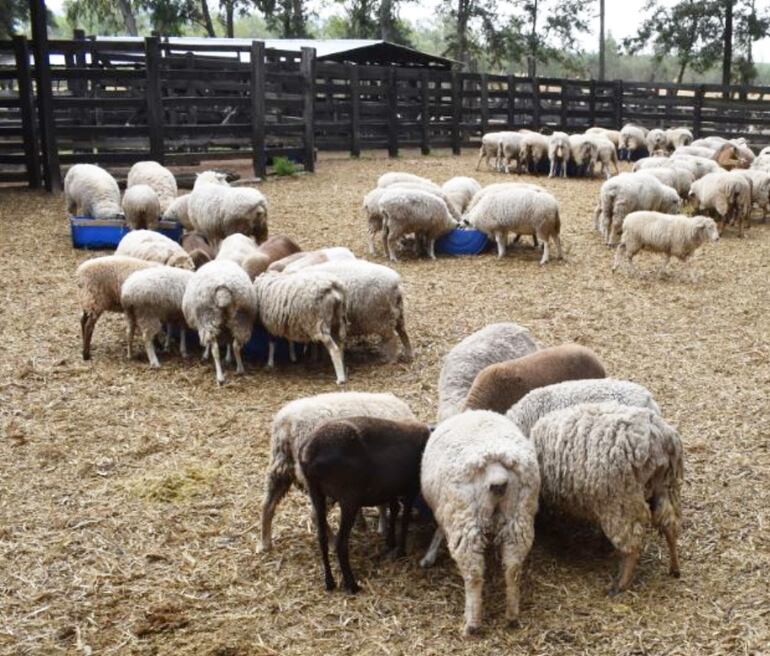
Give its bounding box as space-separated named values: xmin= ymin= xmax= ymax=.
xmin=250 ymin=41 xmax=267 ymax=178
xmin=479 ymin=73 xmax=489 ymax=134
xmin=693 ymin=85 xmax=704 ymax=139
xmin=560 ymin=81 xmax=568 ymax=130
xmin=13 ymin=36 xmax=42 ymax=189
xmin=588 ymin=80 xmax=596 ymax=126
xmin=145 ymin=36 xmax=165 ymax=164
xmin=386 ymin=67 xmax=398 ymax=157
xmin=614 ymin=79 xmax=624 ymax=129
xmin=531 ymin=78 xmax=541 ymax=129
xmin=300 ymin=47 xmax=316 ymax=172
xmin=507 ymin=75 xmax=516 ymax=128
xmin=30 ymin=0 xmax=61 ymax=191
xmin=420 ymin=70 xmax=430 ymax=155
xmin=350 ymin=65 xmax=361 ymax=157
xmin=451 ymin=71 xmax=461 ymax=154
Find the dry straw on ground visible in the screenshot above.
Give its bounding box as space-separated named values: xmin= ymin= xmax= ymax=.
xmin=1 ymin=151 xmax=768 ymax=655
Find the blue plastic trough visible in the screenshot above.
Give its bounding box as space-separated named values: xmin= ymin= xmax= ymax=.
xmin=70 ymin=217 xmax=183 ymax=249
xmin=436 ymin=228 xmax=491 ymax=256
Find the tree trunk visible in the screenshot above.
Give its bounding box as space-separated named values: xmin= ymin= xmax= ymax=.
xmin=456 ymin=0 xmax=469 ymax=68
xmin=676 ymin=57 xmax=689 ymax=84
xmin=527 ymin=0 xmax=539 ymax=78
xmin=117 ymin=0 xmax=138 ymax=36
xmin=598 ymin=0 xmax=605 ymax=80
xmin=379 ymin=0 xmax=394 ymax=42
xmin=291 ymin=0 xmax=307 ymax=36
xmin=225 ymin=0 xmax=234 ymax=38
xmin=200 ymin=0 xmax=216 ymax=37
xmin=722 ymin=0 xmax=733 ymax=87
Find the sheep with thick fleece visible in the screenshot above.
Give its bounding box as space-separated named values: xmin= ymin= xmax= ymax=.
xmin=442 ymin=176 xmax=482 ymax=214
xmin=507 ymin=378 xmax=660 ymax=439
xmin=519 ymin=132 xmax=549 ymax=173
xmin=115 ymin=229 xmax=194 ymax=269
xmin=126 ymin=161 xmax=177 ymax=213
xmin=269 ymin=247 xmax=355 ymax=273
xmin=646 ymin=128 xmax=669 ymax=156
xmin=751 ymin=153 xmax=770 ymax=172
xmin=310 ymin=259 xmax=412 ymax=363
xmin=466 ymin=186 xmax=562 ymax=263
xmin=377 ymin=171 xmax=438 ymax=189
xmin=181 ymin=232 xmax=215 ymax=269
xmin=639 ymin=167 xmax=695 ymax=199
xmin=595 ymin=172 xmax=681 ymax=245
xmin=735 ymin=168 xmax=770 ymax=219
xmin=260 ymin=391 xmax=416 ymax=552
xmin=76 ymin=255 xmax=160 ymax=360
xmin=586 ymin=134 xmax=620 ymax=179
xmin=437 ymin=323 xmax=538 ymax=422
xmin=182 ymin=260 xmax=257 ymax=384
xmin=188 ymin=183 xmax=268 ymax=248
xmin=121 ymin=266 xmax=194 ymax=368
xmin=161 ymin=194 xmax=192 ymax=229
xmin=619 ymin=124 xmax=648 ymax=160
xmin=219 ymin=234 xmax=302 ymax=279
xmin=215 ymin=233 xmax=263 ymax=279
xmin=466 ymin=182 xmax=545 ymax=212
xmin=613 ymin=211 xmax=720 ymax=274
xmin=586 ymin=127 xmax=621 ymax=148
xmin=548 ymin=132 xmax=571 ymax=178
xmin=672 ymin=151 xmax=731 ymax=175
xmin=122 ymin=184 xmax=161 ymax=231
xmin=665 ymin=127 xmax=693 ymax=150
xmin=530 ymin=402 xmax=683 ymax=593
xmin=475 ymin=132 xmax=513 ymax=171
xmin=689 ymin=170 xmax=752 ymax=236
xmin=420 ymin=411 xmax=540 ymax=635
xmin=253 ymin=270 xmax=347 ymax=383
xmin=569 ymin=134 xmax=599 ymax=177
xmin=378 ymin=188 xmax=457 ymax=261
xmin=499 ymin=132 xmax=526 ymax=173
xmin=64 ymin=163 xmax=122 ymax=219
xmin=194 ymin=170 xmax=229 ymax=188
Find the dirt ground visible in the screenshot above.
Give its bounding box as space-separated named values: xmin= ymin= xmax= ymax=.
xmin=1 ymin=151 xmax=768 ymax=656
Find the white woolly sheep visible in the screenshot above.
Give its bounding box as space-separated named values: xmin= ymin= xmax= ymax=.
xmin=586 ymin=134 xmax=620 ymax=179
xmin=377 ymin=171 xmax=438 ymax=189
xmin=121 ymin=266 xmax=194 ymax=368
xmin=466 ymin=181 xmax=546 ymax=213
xmin=269 ymin=247 xmax=355 ymax=273
xmin=187 ymin=183 xmax=268 ymax=249
xmin=64 ymin=163 xmax=122 ymax=219
xmin=475 ymin=132 xmax=513 ymax=171
xmin=76 ymin=255 xmax=160 ymax=360
xmin=530 ymin=401 xmax=684 ymax=593
xmin=665 ymin=127 xmax=693 ymax=150
xmin=437 ymin=322 xmax=538 ymax=422
xmin=548 ymin=132 xmax=571 ymax=178
xmin=420 ymin=410 xmax=540 ymax=635
xmin=161 ymin=194 xmax=192 ymax=229
xmin=585 ymin=127 xmax=621 ymax=148
xmin=519 ymin=132 xmax=549 ymax=173
xmin=619 ymin=124 xmax=648 ymax=160
xmin=194 ymin=170 xmax=229 ymax=188
xmin=378 ymin=188 xmax=457 ymax=261
xmin=613 ymin=211 xmax=720 ymax=274
xmin=689 ymin=170 xmax=752 ymax=236
xmin=646 ymin=128 xmax=669 ymax=156
xmin=182 ymin=260 xmax=258 ymax=384
xmin=466 ymin=186 xmax=562 ymax=263
xmin=115 ymin=229 xmax=194 ymax=269
xmin=499 ymin=132 xmax=526 ymax=173
xmin=507 ymin=378 xmax=660 ymax=439
xmin=594 ymin=172 xmax=681 ymax=245
xmin=734 ymin=168 xmax=770 ymax=219
xmin=442 ymin=176 xmax=482 ymax=214
xmin=309 ymin=259 xmax=412 ymax=363
xmin=253 ymin=270 xmax=347 ymax=384
xmin=569 ymin=134 xmax=599 ymax=177
xmin=260 ymin=391 xmax=416 ymax=552
xmin=751 ymin=153 xmax=770 ymax=172
xmin=126 ymin=161 xmax=178 ymax=213
xmin=122 ymin=184 xmax=161 ymax=231
xmin=639 ymin=167 xmax=695 ymax=199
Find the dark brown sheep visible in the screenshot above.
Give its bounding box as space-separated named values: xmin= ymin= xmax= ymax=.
xmin=181 ymin=232 xmax=216 ymax=270
xmin=299 ymin=416 xmax=431 ymax=593
xmin=463 ymin=344 xmax=607 ymax=414
xmin=243 ymin=234 xmax=302 ymax=279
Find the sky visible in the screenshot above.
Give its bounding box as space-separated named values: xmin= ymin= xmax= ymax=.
xmin=42 ymin=0 xmax=770 ymax=62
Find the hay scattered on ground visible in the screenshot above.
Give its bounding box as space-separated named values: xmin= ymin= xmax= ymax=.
xmin=1 ymin=151 xmax=768 ymax=655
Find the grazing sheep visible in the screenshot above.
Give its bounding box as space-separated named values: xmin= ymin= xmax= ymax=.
xmin=676 ymin=143 xmax=741 ymax=170
xmin=76 ymin=255 xmax=160 ymax=360
xmin=674 ymin=145 xmax=722 ymax=159
xmin=121 ymin=266 xmax=194 ymax=368
xmin=260 ymin=391 xmax=416 ymax=552
xmin=569 ymin=134 xmax=599 ymax=177
xmin=586 ymin=134 xmax=620 ymax=179
xmin=194 ymin=170 xmax=229 ymax=188
xmin=122 ymin=184 xmax=161 ymax=231
xmin=437 ymin=323 xmax=538 ymax=422
xmin=269 ymin=247 xmax=355 ymax=274
xmin=530 ymin=402 xmax=684 ymax=593
xmin=646 ymin=128 xmax=669 ymax=156
xmin=751 ymin=153 xmax=770 ymax=172
xmin=689 ymin=170 xmax=752 ymax=236
xmin=246 ymin=235 xmax=302 ymax=277
xmin=619 ymin=124 xmax=648 ymax=160
xmin=378 ymin=188 xmax=457 ymax=261
xmin=666 ymin=154 xmax=723 ymax=180
xmin=631 ymin=156 xmax=674 ymax=172
xmin=586 ymin=127 xmax=621 ymax=148
xmin=442 ymin=176 xmax=482 ymax=214
xmin=548 ymin=132 xmax=571 ymax=178
xmin=519 ymin=132 xmax=550 ymax=174
xmin=466 ymin=186 xmax=562 ymax=263
xmin=253 ymin=270 xmax=347 ymax=383
xmin=499 ymin=132 xmax=526 ymax=173
xmin=309 ymin=259 xmax=412 ymax=363
xmin=301 ymin=416 xmax=431 ymax=592
xmin=64 ymin=163 xmax=122 ymax=219
xmin=463 ymin=344 xmax=607 ymax=415
xmin=595 ymin=172 xmax=681 ymax=246
xmin=734 ymin=168 xmax=770 ymax=219
xmin=188 ymin=183 xmax=268 ymax=249
xmin=475 ymin=132 xmax=512 ymax=171
xmin=507 ymin=378 xmax=660 ymax=439
xmin=378 ymin=171 xmax=438 ymax=190
xmin=215 ymin=233 xmax=262 ymax=279
xmin=115 ymin=229 xmax=194 ymax=269
xmin=730 ymin=139 xmax=756 ymax=168
xmin=613 ymin=212 xmax=720 ymax=274
xmin=181 ymin=232 xmax=215 ymax=269
xmin=161 ymin=194 xmax=192 ymax=229
xmin=420 ymin=410 xmax=540 ymax=635
xmin=466 ymin=182 xmax=546 ymax=212
xmin=665 ymin=127 xmax=693 ymax=150
xmin=182 ymin=260 xmax=257 ymax=384
xmin=639 ymin=167 xmax=695 ymax=199
xmin=126 ymin=161 xmax=177 ymax=213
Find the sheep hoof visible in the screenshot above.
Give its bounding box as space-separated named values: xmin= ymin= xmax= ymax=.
xmin=325 ymin=577 xmax=336 ymax=591
xmin=419 ymin=556 xmax=435 ymax=569
xmin=507 ymin=618 xmax=521 ymax=630
xmin=336 ymin=378 xmax=347 ymax=386
xmin=82 ymin=351 xmax=91 ymax=361
xmin=398 ymin=353 xmax=414 ymax=364
xmin=607 ymin=583 xmax=622 ymax=597
xmin=343 ymin=581 xmax=360 ymax=594
xmin=670 ymin=567 xmax=681 ymax=579
xmin=463 ymin=624 xmax=481 ymax=638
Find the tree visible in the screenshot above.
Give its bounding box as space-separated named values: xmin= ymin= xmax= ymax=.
xmin=140 ymin=0 xmax=201 ymax=35
xmin=722 ymin=0 xmax=732 ymax=86
xmin=598 ymin=0 xmax=605 ymax=80
xmin=253 ymin=0 xmax=309 ymax=37
xmin=64 ymin=0 xmax=139 ymax=35
xmin=200 ymin=0 xmax=216 ymax=35
xmin=733 ymin=0 xmax=770 ymax=83
xmin=0 ymin=0 xmax=31 ymax=37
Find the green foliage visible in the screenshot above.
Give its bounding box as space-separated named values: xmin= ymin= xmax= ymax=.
xmin=0 ymin=0 xmax=33 ymax=37
xmin=272 ymin=156 xmax=297 ymax=176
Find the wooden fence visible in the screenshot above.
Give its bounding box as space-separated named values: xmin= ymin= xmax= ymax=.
xmin=3 ymin=35 xmax=770 ymax=190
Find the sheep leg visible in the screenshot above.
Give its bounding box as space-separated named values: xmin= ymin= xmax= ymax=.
xmin=610 ymin=549 xmax=640 ymax=595
xmin=288 ymin=341 xmax=297 ymax=363
xmin=266 ymin=341 xmax=276 ymax=369
xmin=475 ymin=148 xmax=484 ymax=171
xmin=211 ymin=341 xmax=225 ymax=385
xmin=386 ymin=232 xmax=400 ymax=263
xmin=662 ymin=524 xmax=681 ymax=578
xmin=548 ymin=158 xmax=556 ymax=178
xmin=420 ymin=527 xmax=445 ymax=568
xmin=426 ymin=239 xmax=436 ymax=260
xmin=539 ymin=237 xmax=550 ymax=265
xmin=458 ymin=553 xmax=485 ymax=636
xmin=125 ymin=315 xmax=136 ymax=360
xmin=163 ymin=329 xmax=172 ymax=353
xmin=495 ymin=232 xmax=506 ymax=258
xmin=232 ymin=340 xmax=245 ymax=375
xmin=501 ymin=542 xmax=524 ymax=629
xmin=336 ymin=502 xmax=360 ymax=593
xmin=143 ymin=329 xmax=161 ymax=369
xmin=179 ymin=328 xmax=188 ymax=358
xmin=320 ymin=335 xmax=346 ymax=385
xmin=553 ymin=234 xmax=563 ymax=260
xmin=225 ymin=343 xmax=233 ymax=365
xmin=385 ymin=499 xmax=399 ymax=551
xmin=377 ymin=505 xmax=388 ymax=534
xmin=308 ymin=483 xmax=335 ymax=591
xmin=397 ymin=494 xmax=416 ymax=558
xmin=259 ymin=466 xmax=294 ymax=552
xmin=611 ymin=244 xmax=626 ymax=272
xmin=368 ymin=229 xmax=377 ymax=255
xmin=81 ymin=311 xmax=98 ymax=361
xmin=202 ymin=344 xmax=210 ymax=361
xmin=395 ymin=316 xmax=413 ymax=363
xmin=382 ymin=226 xmax=392 ymax=260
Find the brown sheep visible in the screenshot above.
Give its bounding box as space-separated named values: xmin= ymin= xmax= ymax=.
xmin=181 ymin=232 xmax=216 ymax=270
xmin=243 ymin=235 xmax=302 ymax=279
xmin=463 ymin=344 xmax=607 ymax=414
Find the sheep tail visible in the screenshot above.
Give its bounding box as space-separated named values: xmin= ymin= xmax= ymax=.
xmin=484 ymin=461 xmax=511 ymax=500
xmin=214 ymin=286 xmax=233 ymax=309
xmin=650 ymin=448 xmax=683 ymax=534
xmin=554 ymin=208 xmax=561 ymax=234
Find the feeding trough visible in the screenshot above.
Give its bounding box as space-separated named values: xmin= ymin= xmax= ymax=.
xmin=184 ymin=324 xmax=300 ymax=364
xmin=436 ymin=227 xmax=490 ymax=256
xmin=70 ymin=217 xmax=183 ymax=250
